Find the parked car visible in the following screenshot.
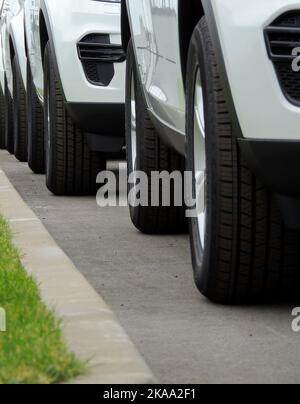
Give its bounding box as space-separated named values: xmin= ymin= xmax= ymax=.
xmin=1 ymin=0 xmax=27 ymax=160
xmin=24 ymin=0 xmax=126 ymax=195
xmin=122 ymin=0 xmax=300 ymax=303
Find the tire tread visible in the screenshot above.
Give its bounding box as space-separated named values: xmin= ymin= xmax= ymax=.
xmin=188 ymin=18 xmax=300 ymax=303
xmin=126 ymin=40 xmax=187 ymax=234
xmin=44 ymin=43 xmax=106 ymax=196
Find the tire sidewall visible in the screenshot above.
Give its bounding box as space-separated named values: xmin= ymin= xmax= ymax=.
xmin=186 ymin=21 xmax=219 ymax=297
xmin=12 ymin=56 xmax=28 ymax=161
xmin=27 ymin=59 xmax=33 ymax=161
xmin=27 ymin=58 xmax=45 ymax=174
xmin=44 ymin=44 xmax=55 ymax=189
xmin=4 ymin=75 xmax=14 ymax=154
xmin=12 ymin=57 xmax=19 ymax=153
xmin=125 ymin=40 xmax=139 ymax=222
xmin=0 ymin=84 xmax=6 ymax=149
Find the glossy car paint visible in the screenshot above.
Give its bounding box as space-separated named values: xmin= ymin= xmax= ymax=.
xmin=126 ymin=0 xmax=185 ymax=142
xmin=1 ymin=0 xmax=27 ymax=97
xmin=210 ymin=0 xmax=300 ymax=141
xmin=126 ymin=0 xmax=300 ymax=141
xmin=0 ymin=0 xmax=5 ymax=91
xmin=24 ymin=0 xmax=125 ymax=105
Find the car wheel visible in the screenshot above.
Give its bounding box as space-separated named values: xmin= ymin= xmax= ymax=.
xmin=27 ymin=59 xmax=45 ymax=174
xmin=125 ymin=39 xmax=187 ymax=234
xmin=12 ymin=56 xmax=28 ymax=162
xmin=186 ymin=17 xmax=300 ymax=303
xmin=4 ymin=75 xmax=14 ymax=155
xmin=43 ymin=43 xmax=106 ymax=196
xmin=0 ymin=83 xmax=6 ymax=149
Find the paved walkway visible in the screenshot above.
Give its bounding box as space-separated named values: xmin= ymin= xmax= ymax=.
xmin=1 ymin=150 xmax=300 ymax=384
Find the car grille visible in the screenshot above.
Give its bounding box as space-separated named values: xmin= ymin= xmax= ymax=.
xmin=77 ymin=34 xmax=125 ymax=86
xmin=265 ymin=11 xmax=300 ymax=105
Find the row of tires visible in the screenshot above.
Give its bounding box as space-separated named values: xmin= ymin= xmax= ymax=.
xmin=0 ymin=44 xmax=106 ymax=196
xmin=125 ymin=19 xmax=300 ymax=304
xmin=1 ymin=21 xmax=300 ymax=303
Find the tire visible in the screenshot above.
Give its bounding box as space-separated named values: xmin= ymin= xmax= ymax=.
xmin=27 ymin=59 xmax=45 ymax=174
xmin=125 ymin=40 xmax=187 ymax=234
xmin=4 ymin=75 xmax=14 ymax=155
xmin=43 ymin=43 xmax=106 ymax=196
xmin=186 ymin=17 xmax=300 ymax=304
xmin=0 ymin=83 xmax=6 ymax=149
xmin=12 ymin=57 xmax=28 ymax=162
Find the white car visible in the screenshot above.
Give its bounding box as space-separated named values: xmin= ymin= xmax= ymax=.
xmin=24 ymin=0 xmax=125 ymax=194
xmin=122 ymin=0 xmax=300 ymax=303
xmin=1 ymin=0 xmax=27 ymax=160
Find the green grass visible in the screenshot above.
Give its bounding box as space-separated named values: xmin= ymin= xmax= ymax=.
xmin=0 ymin=216 xmax=85 ymax=384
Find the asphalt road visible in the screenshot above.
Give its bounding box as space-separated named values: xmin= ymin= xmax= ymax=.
xmin=1 ymin=149 xmax=300 ymax=384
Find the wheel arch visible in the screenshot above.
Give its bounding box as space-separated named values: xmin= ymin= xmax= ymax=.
xmin=182 ymin=0 xmax=244 ymax=141
xmin=178 ymin=0 xmax=204 ymax=87
xmin=121 ymin=0 xmax=131 ymax=52
xmin=24 ymin=23 xmax=28 ymax=58
xmin=121 ymin=0 xmax=205 ymax=83
xmin=8 ymin=35 xmax=15 ymax=62
xmin=38 ymin=6 xmax=66 ymax=102
xmin=39 ymin=10 xmax=49 ymax=64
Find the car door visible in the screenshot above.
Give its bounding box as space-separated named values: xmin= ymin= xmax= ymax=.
xmin=128 ymin=0 xmax=186 ymax=135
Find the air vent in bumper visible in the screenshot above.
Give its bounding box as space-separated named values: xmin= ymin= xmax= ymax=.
xmin=265 ymin=11 xmax=300 ymax=105
xmin=77 ymin=40 xmax=125 ymax=63
xmin=77 ymin=34 xmax=125 ymax=87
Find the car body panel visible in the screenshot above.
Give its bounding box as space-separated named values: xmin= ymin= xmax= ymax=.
xmin=126 ymin=0 xmax=300 ymax=143
xmin=1 ymin=0 xmax=27 ymax=96
xmin=210 ymin=0 xmax=300 ymax=141
xmin=0 ymin=0 xmax=5 ymax=91
xmin=24 ymin=0 xmax=125 ymax=105
xmin=126 ymin=0 xmax=185 ymax=138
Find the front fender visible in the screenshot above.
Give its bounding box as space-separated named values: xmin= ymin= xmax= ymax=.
xmin=0 ymin=22 xmax=7 ymax=92
xmin=0 ymin=44 xmax=5 ymax=92
xmin=38 ymin=0 xmax=61 ymax=101
xmin=203 ymin=0 xmax=300 ymax=141
xmin=200 ymin=0 xmax=243 ymax=139
xmin=9 ymin=8 xmax=27 ymax=91
xmin=24 ymin=0 xmax=57 ymax=104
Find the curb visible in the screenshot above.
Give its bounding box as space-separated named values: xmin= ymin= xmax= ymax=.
xmin=0 ymin=167 xmax=155 ymax=384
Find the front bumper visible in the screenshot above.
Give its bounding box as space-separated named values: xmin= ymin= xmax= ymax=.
xmin=44 ymin=0 xmax=125 ymax=104
xmin=211 ymin=0 xmax=300 ymax=141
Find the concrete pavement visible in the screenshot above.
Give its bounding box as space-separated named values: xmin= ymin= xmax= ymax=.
xmin=1 ymin=150 xmax=300 ymax=384
xmin=0 ymin=164 xmax=155 ymax=384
